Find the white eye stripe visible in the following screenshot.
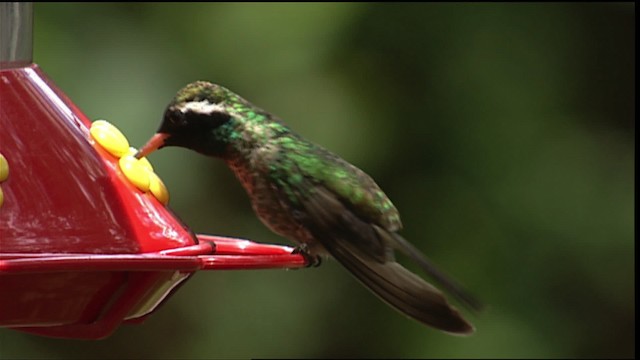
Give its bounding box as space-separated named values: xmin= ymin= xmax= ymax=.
xmin=179 ymin=100 xmax=225 ymax=115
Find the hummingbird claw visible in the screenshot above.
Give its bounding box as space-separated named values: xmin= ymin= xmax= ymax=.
xmin=292 ymin=244 xmax=322 ymax=268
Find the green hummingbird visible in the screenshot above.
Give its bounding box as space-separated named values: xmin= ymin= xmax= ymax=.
xmin=136 ymin=81 xmax=481 ymax=335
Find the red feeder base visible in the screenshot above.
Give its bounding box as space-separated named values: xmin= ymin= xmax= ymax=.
xmin=0 ymin=64 xmax=306 ymax=339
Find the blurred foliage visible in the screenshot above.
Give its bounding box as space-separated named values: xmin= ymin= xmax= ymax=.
xmin=0 ymin=2 xmax=634 ymax=359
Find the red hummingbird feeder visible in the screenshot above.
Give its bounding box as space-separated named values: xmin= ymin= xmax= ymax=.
xmin=0 ymin=3 xmax=306 ymax=340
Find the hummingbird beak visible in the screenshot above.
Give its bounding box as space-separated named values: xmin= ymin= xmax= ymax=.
xmin=135 ymin=133 xmax=170 ymax=159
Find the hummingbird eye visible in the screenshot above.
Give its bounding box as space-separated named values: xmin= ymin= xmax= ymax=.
xmin=166 ymin=107 xmax=188 ymax=126
xmin=162 ymin=103 xmax=231 ymax=133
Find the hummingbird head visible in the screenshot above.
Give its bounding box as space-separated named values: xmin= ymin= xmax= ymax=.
xmin=136 ymin=81 xmax=236 ymax=158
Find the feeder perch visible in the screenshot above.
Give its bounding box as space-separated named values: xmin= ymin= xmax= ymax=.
xmin=0 ymin=3 xmax=307 ymax=340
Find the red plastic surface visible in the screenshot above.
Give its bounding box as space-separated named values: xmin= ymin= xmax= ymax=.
xmin=0 ymin=237 xmax=306 ymax=274
xmin=0 ymin=235 xmax=306 ymax=339
xmin=0 ymin=64 xmax=195 ymax=254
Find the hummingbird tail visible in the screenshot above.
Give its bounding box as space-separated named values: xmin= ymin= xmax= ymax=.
xmin=386 ymin=231 xmax=484 ymax=312
xmin=327 ymin=241 xmax=475 ymax=335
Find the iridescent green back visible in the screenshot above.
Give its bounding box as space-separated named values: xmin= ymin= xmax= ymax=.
xmin=267 ymin=135 xmax=403 ymax=232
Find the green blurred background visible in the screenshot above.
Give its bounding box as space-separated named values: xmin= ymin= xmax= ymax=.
xmin=0 ymin=2 xmax=634 ymax=359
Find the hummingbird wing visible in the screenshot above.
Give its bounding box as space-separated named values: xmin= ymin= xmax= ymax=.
xmin=292 ymin=183 xmax=475 ymax=334
xmin=269 ymin=147 xmax=476 ymax=334
xmin=315 ymin=154 xmax=482 ymax=312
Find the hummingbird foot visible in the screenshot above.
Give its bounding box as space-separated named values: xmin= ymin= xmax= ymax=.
xmin=292 ymin=244 xmax=322 ymax=268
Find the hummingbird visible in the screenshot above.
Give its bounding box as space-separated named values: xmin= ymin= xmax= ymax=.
xmin=136 ymin=81 xmax=481 ymax=335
